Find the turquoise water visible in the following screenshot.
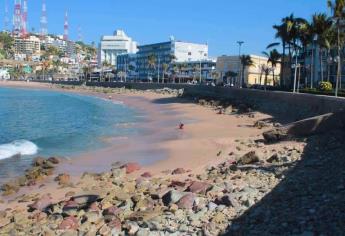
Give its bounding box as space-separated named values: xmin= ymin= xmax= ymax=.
xmin=0 ymin=87 xmax=140 ymax=180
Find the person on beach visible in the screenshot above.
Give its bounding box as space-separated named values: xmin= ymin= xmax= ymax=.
xmin=179 ymin=123 xmax=184 ymax=130
xmin=108 ymin=95 xmax=112 ymax=100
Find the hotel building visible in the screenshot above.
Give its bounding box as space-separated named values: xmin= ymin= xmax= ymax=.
xmin=98 ymin=30 xmax=138 ymax=68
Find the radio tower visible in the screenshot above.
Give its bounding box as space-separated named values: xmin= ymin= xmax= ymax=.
xmin=4 ymin=0 xmax=10 ymax=31
xmin=13 ymin=0 xmax=22 ymax=36
xmin=63 ymin=11 xmax=69 ymax=41
xmin=40 ymin=0 xmax=48 ymax=38
xmin=21 ymin=0 xmax=28 ymax=37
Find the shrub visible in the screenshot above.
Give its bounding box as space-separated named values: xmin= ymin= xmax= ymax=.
xmin=318 ymin=81 xmax=333 ymax=92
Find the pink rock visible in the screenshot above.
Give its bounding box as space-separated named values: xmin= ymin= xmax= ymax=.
xmin=176 ymin=193 xmax=195 ymax=209
xmin=58 ymin=216 xmax=79 ymax=230
xmin=141 ymin=172 xmax=152 ymax=178
xmin=187 ymin=181 xmax=211 ymax=194
xmin=172 ymin=168 xmax=186 ymax=175
xmin=28 ymin=194 xmax=52 ymax=211
xmin=122 ymin=162 xmax=141 ymax=174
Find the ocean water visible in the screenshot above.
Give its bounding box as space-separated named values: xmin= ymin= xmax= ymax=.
xmin=0 ymin=87 xmax=140 ymax=180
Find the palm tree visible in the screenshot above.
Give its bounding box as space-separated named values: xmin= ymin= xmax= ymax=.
xmin=262 ymin=49 xmax=282 ymax=86
xmin=311 ymin=13 xmax=333 ymax=82
xmin=0 ymin=32 xmax=14 ymax=59
xmin=328 ymin=0 xmax=345 ymax=95
xmin=162 ymin=63 xmax=169 ymax=84
xmin=296 ymin=20 xmax=313 ymax=87
xmin=240 ymin=55 xmax=254 ymax=87
xmin=147 ymin=54 xmax=156 ymax=82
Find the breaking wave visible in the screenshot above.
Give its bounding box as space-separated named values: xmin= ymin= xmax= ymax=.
xmin=0 ymin=140 xmax=38 ymax=160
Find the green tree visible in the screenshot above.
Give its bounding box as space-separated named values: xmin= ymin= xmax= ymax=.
xmin=240 ymin=55 xmax=254 ymax=86
xmin=327 ymin=0 xmax=345 ymax=95
xmin=147 ymin=54 xmax=156 ymax=81
xmin=262 ymin=49 xmax=282 ymax=86
xmin=0 ymin=32 xmax=14 ymax=59
xmin=311 ymin=13 xmax=333 ymax=82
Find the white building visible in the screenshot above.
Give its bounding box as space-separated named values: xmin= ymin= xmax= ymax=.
xmin=14 ymin=35 xmax=41 ymax=56
xmin=98 ymin=30 xmax=138 ymax=68
xmin=0 ymin=69 xmax=10 ymax=80
xmin=136 ymin=39 xmax=209 ymax=79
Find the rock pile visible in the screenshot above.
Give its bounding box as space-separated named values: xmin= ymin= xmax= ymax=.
xmin=0 ymin=139 xmax=306 ymax=235
xmin=1 ymin=157 xmax=63 ymax=196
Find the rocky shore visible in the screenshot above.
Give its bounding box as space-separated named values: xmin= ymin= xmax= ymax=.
xmin=0 ymin=134 xmax=306 ymax=235
xmin=1 ymin=83 xmax=344 ymax=235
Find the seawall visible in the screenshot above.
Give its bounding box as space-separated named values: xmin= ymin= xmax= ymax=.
xmin=34 ymin=81 xmax=345 ymax=121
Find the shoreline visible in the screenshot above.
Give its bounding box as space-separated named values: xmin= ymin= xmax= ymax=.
xmin=0 ymin=80 xmax=270 ymax=178
xmin=0 ymin=80 xmax=323 ymax=235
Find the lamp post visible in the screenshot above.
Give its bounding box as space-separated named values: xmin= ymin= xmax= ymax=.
xmin=237 ymin=41 xmax=244 ymax=87
xmin=199 ymin=50 xmax=204 ymax=84
xmin=293 ymin=48 xmax=299 ymax=93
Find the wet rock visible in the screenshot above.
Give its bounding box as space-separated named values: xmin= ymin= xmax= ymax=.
xmin=28 ymin=194 xmax=52 ymax=211
xmin=48 ymin=156 xmax=60 ymax=164
xmin=267 ymin=153 xmax=279 ymax=163
xmin=58 ymin=216 xmax=79 ymax=230
xmin=238 ymin=151 xmax=260 ymax=165
xmin=33 ymin=157 xmax=45 ymax=167
xmin=122 ymin=162 xmax=141 ymax=174
xmin=1 ymin=182 xmax=20 ymax=196
xmin=172 ymin=168 xmax=186 ymax=175
xmin=224 ymin=105 xmax=233 ymax=115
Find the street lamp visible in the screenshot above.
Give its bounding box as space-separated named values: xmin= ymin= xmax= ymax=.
xmin=237 ymin=41 xmax=244 ymax=87
xmin=199 ymin=50 xmax=204 ymax=84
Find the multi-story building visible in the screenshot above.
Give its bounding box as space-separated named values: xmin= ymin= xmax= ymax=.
xmin=14 ymin=35 xmax=41 ymax=56
xmin=116 ymin=53 xmax=138 ymax=80
xmin=43 ymin=35 xmax=76 ymax=57
xmin=136 ymin=39 xmax=208 ymax=80
xmin=98 ymin=30 xmax=138 ymax=68
xmin=171 ymin=59 xmax=216 ymax=83
xmin=216 ymin=55 xmax=281 ymax=86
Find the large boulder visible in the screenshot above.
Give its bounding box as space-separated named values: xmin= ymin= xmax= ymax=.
xmin=162 ymin=190 xmax=187 ymax=205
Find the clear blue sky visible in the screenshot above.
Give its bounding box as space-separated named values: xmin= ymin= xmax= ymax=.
xmin=1 ymin=0 xmax=327 ymax=56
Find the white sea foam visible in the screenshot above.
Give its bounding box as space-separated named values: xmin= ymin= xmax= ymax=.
xmin=0 ymin=140 xmax=38 ymax=160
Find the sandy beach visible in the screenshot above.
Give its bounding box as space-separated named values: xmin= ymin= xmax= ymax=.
xmin=0 ymin=80 xmax=316 ymax=235
xmin=0 ymin=80 xmax=270 ymax=177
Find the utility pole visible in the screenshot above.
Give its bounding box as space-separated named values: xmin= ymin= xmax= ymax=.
xmin=237 ymin=41 xmax=244 ymax=88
